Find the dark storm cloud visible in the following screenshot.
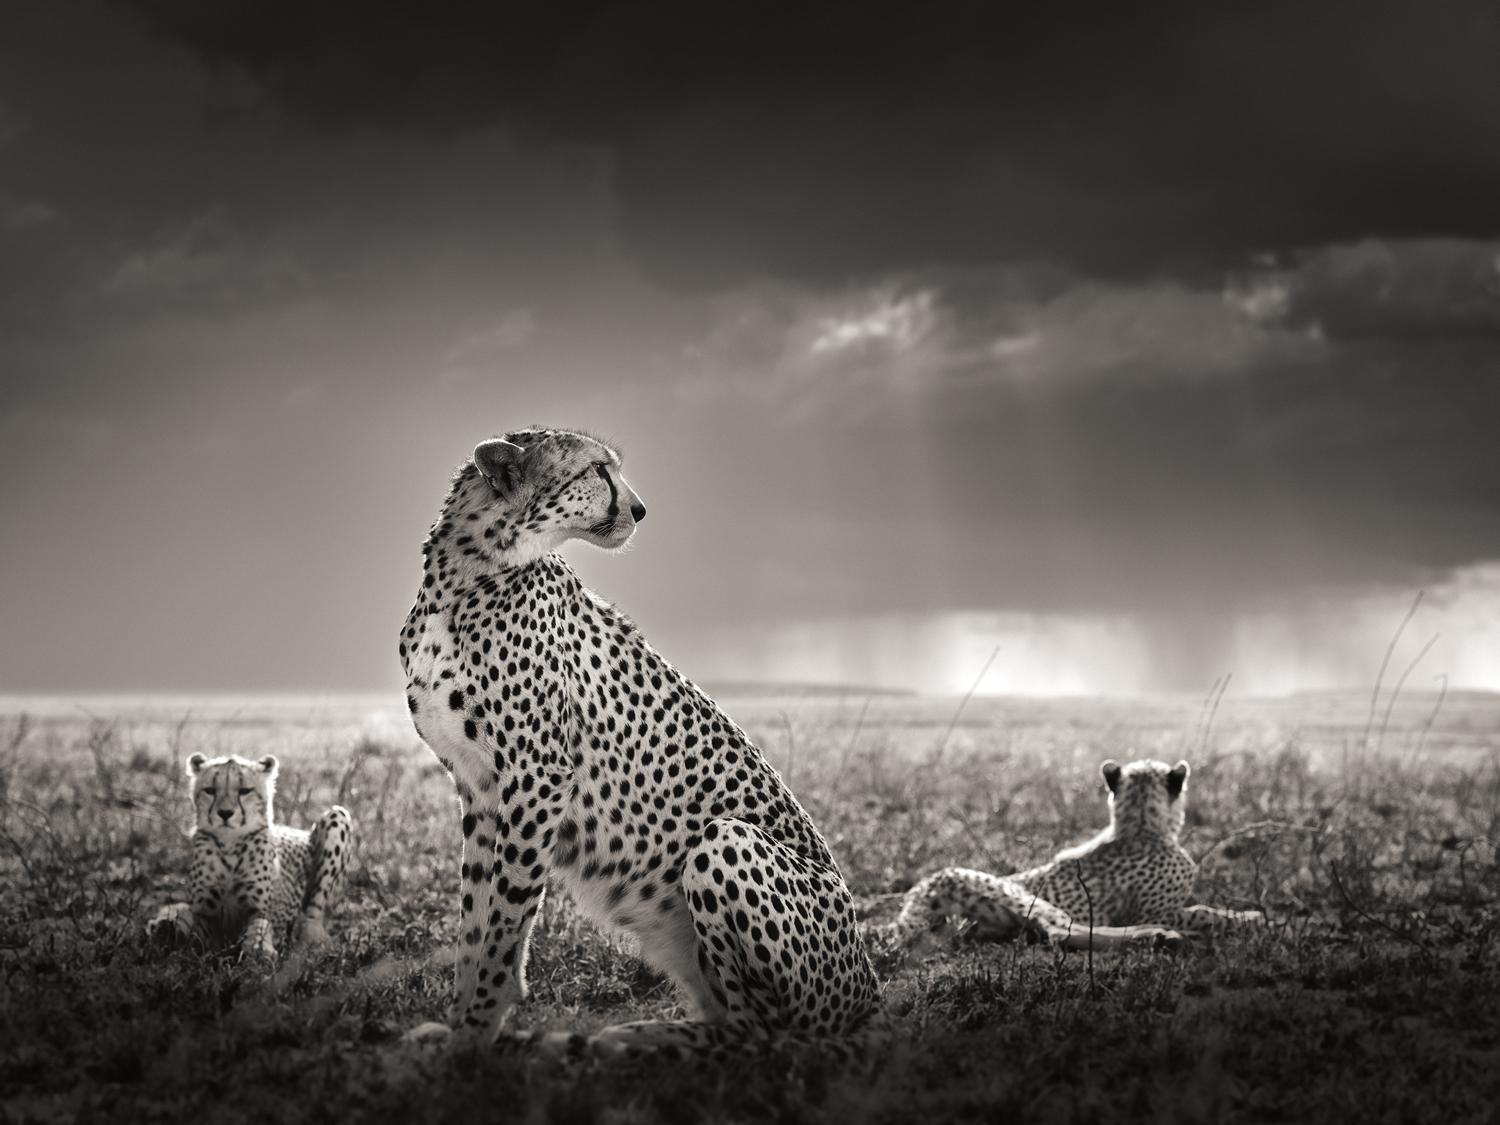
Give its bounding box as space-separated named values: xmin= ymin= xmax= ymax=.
xmin=123 ymin=0 xmax=1500 ymax=287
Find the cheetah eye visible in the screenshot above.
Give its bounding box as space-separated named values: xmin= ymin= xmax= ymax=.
xmin=238 ymin=788 xmax=253 ymax=796
xmin=201 ymin=788 xmax=215 ymax=795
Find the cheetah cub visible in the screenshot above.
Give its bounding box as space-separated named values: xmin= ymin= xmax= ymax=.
xmin=888 ymin=758 xmax=1263 ymax=951
xmin=147 ymin=753 xmax=354 ymax=960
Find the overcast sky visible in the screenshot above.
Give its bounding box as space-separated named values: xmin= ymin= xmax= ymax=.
xmin=3 ymin=0 xmax=1499 ymax=696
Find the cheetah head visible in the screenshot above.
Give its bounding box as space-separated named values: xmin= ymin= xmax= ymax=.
xmin=187 ymin=753 xmax=278 ymax=834
xmin=1100 ymin=757 xmax=1189 ymax=839
xmin=441 ymin=426 xmax=646 ymax=566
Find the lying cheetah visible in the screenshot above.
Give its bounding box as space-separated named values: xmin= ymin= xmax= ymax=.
xmin=147 ymin=753 xmax=354 ymax=959
xmin=888 ymin=759 xmax=1262 ymax=950
xmin=401 ymin=427 xmax=882 ymax=1058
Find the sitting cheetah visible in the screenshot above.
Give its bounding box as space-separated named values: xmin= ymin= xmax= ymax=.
xmin=146 ymin=753 xmax=354 ymax=960
xmin=888 ymin=759 xmax=1262 ymax=950
xmin=400 ymin=427 xmax=882 ymax=1058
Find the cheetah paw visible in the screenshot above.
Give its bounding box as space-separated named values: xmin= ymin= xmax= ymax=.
xmin=403 ymin=1021 xmax=456 ymax=1045
xmin=146 ymin=903 xmax=192 ymax=947
xmin=293 ymin=916 xmax=330 ymax=947
xmin=239 ymin=938 xmax=278 ymax=968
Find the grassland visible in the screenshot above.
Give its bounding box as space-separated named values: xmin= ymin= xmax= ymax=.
xmin=2 ymin=689 xmax=1498 ymax=1123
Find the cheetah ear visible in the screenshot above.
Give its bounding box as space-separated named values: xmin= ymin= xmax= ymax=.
xmin=1101 ymin=759 xmax=1122 ymax=794
xmin=258 ymin=755 xmax=280 ymax=779
xmin=473 ymin=438 xmax=526 ymax=495
xmin=1167 ymin=760 xmax=1189 ymax=799
xmin=186 ymin=753 xmax=206 ymax=777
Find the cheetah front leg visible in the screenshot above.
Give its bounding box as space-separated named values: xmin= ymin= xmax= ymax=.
xmin=170 ymin=832 xmax=228 ymax=947
xmin=232 ymin=834 xmax=283 ymax=964
xmin=418 ymin=787 xmax=502 ymax=1039
xmin=453 ymin=785 xmax=564 ymax=1042
xmin=411 ymin=783 xmax=560 ymax=1045
xmin=295 ymin=805 xmax=354 ymax=946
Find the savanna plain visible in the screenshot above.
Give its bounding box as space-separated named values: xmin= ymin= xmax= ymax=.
xmin=2 ymin=687 xmax=1498 ymax=1124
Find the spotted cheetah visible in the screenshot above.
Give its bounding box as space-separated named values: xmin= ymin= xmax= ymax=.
xmin=146 ymin=753 xmax=354 ymax=960
xmin=400 ymin=427 xmax=883 ymax=1058
xmin=888 ymin=759 xmax=1263 ymax=950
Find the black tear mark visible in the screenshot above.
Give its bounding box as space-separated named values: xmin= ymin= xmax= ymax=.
xmin=595 ymin=464 xmax=619 ymax=519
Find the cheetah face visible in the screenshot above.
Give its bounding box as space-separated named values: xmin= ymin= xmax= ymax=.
xmin=1101 ymin=758 xmax=1189 ymax=838
xmin=451 ymin=427 xmax=646 ymax=563
xmin=187 ymin=753 xmax=278 ymax=834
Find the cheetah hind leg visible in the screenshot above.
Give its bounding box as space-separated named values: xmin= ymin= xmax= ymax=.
xmin=503 ymin=817 xmax=887 ymax=1064
xmin=295 ymin=805 xmax=354 ymax=947
xmin=891 ymin=868 xmax=1181 ymax=952
xmin=885 ymin=868 xmax=1178 ymax=952
xmin=996 ymin=887 xmax=1181 ymax=950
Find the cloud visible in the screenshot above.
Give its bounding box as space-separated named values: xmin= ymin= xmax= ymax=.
xmin=688 ymin=269 xmax=1321 ymax=409
xmin=100 ymin=210 xmax=307 ymax=305
xmin=441 ymin=308 xmax=538 ymax=382
xmin=1228 ymin=238 xmax=1500 ymax=340
xmin=808 ymin=289 xmax=936 ymax=357
xmin=123 ymin=1 xmax=1500 ymax=288
xmin=1 ymin=197 xmax=62 ymax=232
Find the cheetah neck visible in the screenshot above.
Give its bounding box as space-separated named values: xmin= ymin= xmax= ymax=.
xmin=1105 ymin=800 xmax=1179 ymax=844
xmin=420 ymin=489 xmax=567 ymax=592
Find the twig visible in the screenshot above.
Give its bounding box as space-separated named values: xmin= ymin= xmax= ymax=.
xmin=1011 ymin=890 xmax=1040 ymax=976
xmin=1412 ymin=673 xmax=1449 ymax=762
xmin=1193 ymin=819 xmax=1320 ymax=866
xmin=1190 ymin=675 xmax=1222 ymax=755
xmin=1327 ymin=860 xmax=1429 ymax=951
xmin=842 ymin=697 xmax=871 ymax=770
xmin=1362 ymin=590 xmax=1423 ymax=757
xmin=1073 ymin=864 xmax=1096 ymax=996
xmin=932 ymin=646 xmax=1000 ymax=767
xmin=777 ymin=710 xmax=797 ymax=787
xmin=1374 ymin=632 xmax=1438 ymax=756
xmin=946 ymin=806 xmax=1008 ymax=872
xmin=168 ymin=709 xmax=195 ymax=765
xmin=1199 ymin=673 xmax=1232 ymax=756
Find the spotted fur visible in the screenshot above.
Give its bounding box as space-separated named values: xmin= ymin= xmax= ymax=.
xmin=401 ymin=427 xmax=884 ymax=1058
xmin=888 ymin=759 xmax=1263 ymax=951
xmin=146 ymin=753 xmax=354 ymax=958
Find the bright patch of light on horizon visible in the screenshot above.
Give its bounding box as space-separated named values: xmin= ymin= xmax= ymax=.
xmin=688 ymin=563 xmax=1500 ymax=697
xmin=808 ymin=289 xmax=936 ymax=354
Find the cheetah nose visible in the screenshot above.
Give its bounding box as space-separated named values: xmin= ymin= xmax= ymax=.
xmin=218 ymin=809 xmax=233 ymax=822
xmin=630 ymin=501 xmax=646 ymax=523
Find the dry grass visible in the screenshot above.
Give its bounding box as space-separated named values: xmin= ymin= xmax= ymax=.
xmin=2 ymin=690 xmax=1498 ymax=1123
